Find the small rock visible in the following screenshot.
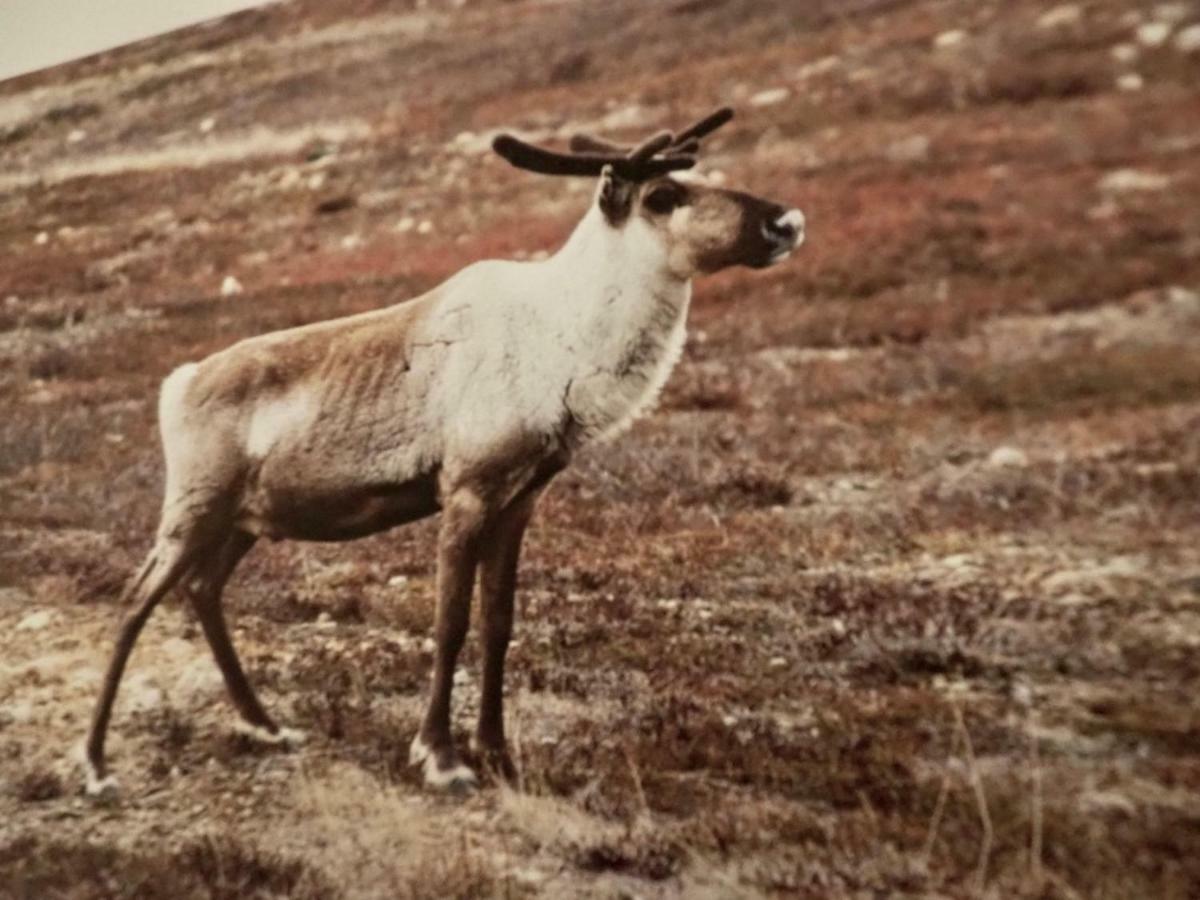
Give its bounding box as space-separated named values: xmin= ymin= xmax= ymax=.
xmin=340 ymin=233 xmax=362 ymax=250
xmin=769 ymin=656 xmax=788 ymax=669
xmin=1166 ymin=285 xmax=1200 ymax=308
xmin=307 ymin=172 xmax=326 ymax=191
xmin=1099 ymin=169 xmax=1170 ymax=193
xmin=934 ymin=29 xmax=966 ymax=48
xmin=796 ymin=55 xmax=839 ymax=80
xmin=173 ymin=658 xmax=225 ymax=704
xmin=34 ymin=231 xmax=49 ymax=245
xmin=511 ymin=868 xmax=545 ymax=888
xmin=1136 ymin=21 xmax=1173 ymax=46
xmin=885 ymin=134 xmax=930 ymax=164
xmin=749 ymin=87 xmax=790 ymax=107
xmin=125 ymin=673 xmax=164 ymax=712
xmin=416 ymin=220 xmax=434 ymax=235
xmin=67 ymin=129 xmax=86 ymax=143
xmin=394 ymin=217 xmax=415 ymax=233
xmin=16 ymin=609 xmax=54 ymax=632
xmin=988 ymin=445 xmax=1029 ymax=468
xmin=1175 ymin=23 xmax=1200 ymax=52
xmin=220 ymin=275 xmax=243 ymax=297
xmin=942 ymin=553 xmax=975 ymax=570
xmin=1116 ymin=73 xmax=1145 ymax=91
xmin=199 ymin=117 xmax=216 ymax=133
xmin=1111 ymin=42 xmax=1139 ymax=63
xmin=1036 ymin=4 xmax=1081 ymax=30
xmin=387 ymin=574 xmax=409 ymax=588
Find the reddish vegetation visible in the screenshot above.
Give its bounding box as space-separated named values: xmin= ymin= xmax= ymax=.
xmin=1 ymin=0 xmax=1199 ymax=897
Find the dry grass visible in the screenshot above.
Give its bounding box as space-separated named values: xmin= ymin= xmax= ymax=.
xmin=271 ymin=764 xmax=507 ymax=900
xmin=0 ymin=834 xmax=334 ymax=900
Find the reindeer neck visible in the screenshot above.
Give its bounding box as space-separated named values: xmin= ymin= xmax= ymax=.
xmin=536 ymin=207 xmax=693 ymax=440
xmin=546 ymin=207 xmax=689 ymax=352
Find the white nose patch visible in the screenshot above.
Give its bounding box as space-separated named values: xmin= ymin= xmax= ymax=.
xmin=777 ymin=209 xmax=806 ymax=245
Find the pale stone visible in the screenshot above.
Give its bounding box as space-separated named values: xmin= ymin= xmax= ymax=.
xmin=796 ymin=55 xmax=839 ymax=80
xmin=1175 ymin=23 xmax=1200 ymax=52
xmin=220 ymin=275 xmax=243 ymax=297
xmin=1037 ymin=5 xmax=1081 ymax=30
xmin=934 ymin=29 xmax=966 ymax=48
xmin=1136 ymin=21 xmax=1173 ymax=46
xmin=1098 ymin=169 xmax=1169 ymax=193
xmin=988 ymin=446 xmax=1029 ymax=468
xmin=16 ymin=609 xmax=54 ymax=631
xmin=885 ymin=134 xmax=930 ymax=163
xmin=749 ymin=87 xmax=790 ymax=107
xmin=1111 ymin=43 xmax=1139 ymax=63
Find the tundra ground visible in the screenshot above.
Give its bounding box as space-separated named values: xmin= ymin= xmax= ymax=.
xmin=1 ymin=0 xmax=1199 ymax=897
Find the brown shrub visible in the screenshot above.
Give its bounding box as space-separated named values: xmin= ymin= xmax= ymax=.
xmin=0 ymin=835 xmax=333 ymax=900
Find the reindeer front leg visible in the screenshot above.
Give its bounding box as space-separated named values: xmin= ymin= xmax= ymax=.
xmin=474 ymin=490 xmax=538 ymax=782
xmin=411 ymin=487 xmax=487 ymax=790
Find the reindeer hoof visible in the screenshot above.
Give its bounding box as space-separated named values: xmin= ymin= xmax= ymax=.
xmin=76 ymin=740 xmax=120 ymax=800
xmin=410 ymin=735 xmax=478 ymax=793
xmin=82 ymin=761 xmax=120 ymax=800
xmin=471 ymin=737 xmax=517 ymax=784
xmin=233 ymin=721 xmax=307 ymax=747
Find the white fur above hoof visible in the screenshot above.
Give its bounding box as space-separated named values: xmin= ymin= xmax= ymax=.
xmin=75 ymin=740 xmax=119 ymax=800
xmin=409 ymin=735 xmax=477 ymax=792
xmin=82 ymin=762 xmax=119 ymax=799
xmin=233 ymin=722 xmax=307 ymax=747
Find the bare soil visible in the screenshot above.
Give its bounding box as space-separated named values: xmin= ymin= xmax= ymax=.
xmin=1 ymin=0 xmax=1199 ymax=897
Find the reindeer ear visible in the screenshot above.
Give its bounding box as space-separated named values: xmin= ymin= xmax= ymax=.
xmin=597 ymin=164 xmax=636 ymax=226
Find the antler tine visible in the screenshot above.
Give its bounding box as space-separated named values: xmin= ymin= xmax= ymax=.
xmin=672 ymin=106 xmax=734 ymax=147
xmin=493 ymin=134 xmax=695 ymax=179
xmin=568 ymin=107 xmax=732 ymax=160
xmin=628 ymin=130 xmax=674 ymax=162
xmin=670 ymin=137 xmax=701 ymax=156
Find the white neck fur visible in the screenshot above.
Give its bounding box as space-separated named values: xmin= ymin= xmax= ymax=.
xmin=540 ymin=204 xmax=692 ymax=442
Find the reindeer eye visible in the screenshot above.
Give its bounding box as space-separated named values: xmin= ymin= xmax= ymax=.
xmin=644 ymin=183 xmax=685 ymax=215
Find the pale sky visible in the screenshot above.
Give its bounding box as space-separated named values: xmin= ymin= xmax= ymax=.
xmin=0 ymin=0 xmax=277 ymax=83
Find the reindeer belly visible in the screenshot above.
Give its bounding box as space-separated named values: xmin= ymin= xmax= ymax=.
xmin=237 ymin=473 xmax=440 ymax=541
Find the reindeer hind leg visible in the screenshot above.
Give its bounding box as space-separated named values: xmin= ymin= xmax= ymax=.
xmin=83 ymin=530 xmax=208 ymax=795
xmin=185 ymin=531 xmax=304 ymax=746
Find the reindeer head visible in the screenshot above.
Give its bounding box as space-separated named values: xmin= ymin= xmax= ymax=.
xmin=493 ymin=107 xmax=805 ymax=279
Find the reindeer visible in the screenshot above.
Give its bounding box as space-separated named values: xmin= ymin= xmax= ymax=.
xmin=82 ymin=107 xmax=805 ymax=794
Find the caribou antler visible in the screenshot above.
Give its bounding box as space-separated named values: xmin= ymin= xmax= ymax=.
xmin=568 ymin=106 xmax=733 ymax=158
xmin=492 ymin=135 xmax=695 ymax=180
xmin=493 ymin=106 xmax=734 ymax=181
